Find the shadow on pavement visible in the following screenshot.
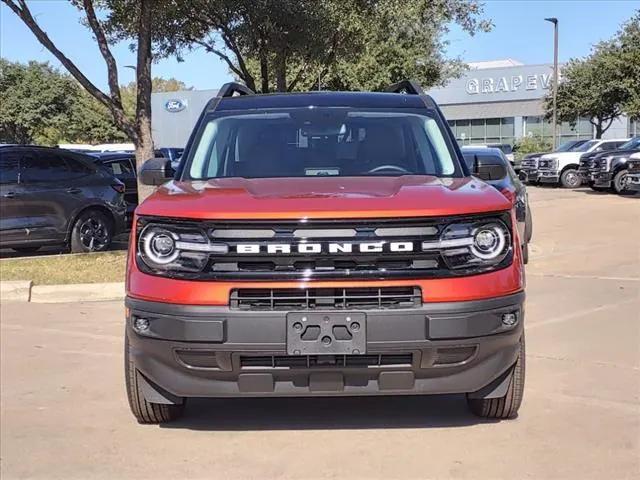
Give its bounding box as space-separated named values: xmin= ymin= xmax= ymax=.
xmin=574 ymin=188 xmax=639 ymax=198
xmin=161 ymin=394 xmax=497 ymax=431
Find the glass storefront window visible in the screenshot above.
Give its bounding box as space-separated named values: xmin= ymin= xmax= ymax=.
xmin=524 ymin=116 xmax=592 ymax=143
xmin=486 ymin=118 xmax=500 ymax=138
xmin=449 ymin=117 xmax=517 ymax=146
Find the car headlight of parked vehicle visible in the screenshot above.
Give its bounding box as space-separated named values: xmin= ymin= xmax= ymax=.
xmin=421 ymin=220 xmax=511 ymax=269
xmin=138 ymin=222 xmax=228 ymax=273
xmin=601 ymin=156 xmax=618 ymax=171
xmin=539 ymin=158 xmax=557 ymax=169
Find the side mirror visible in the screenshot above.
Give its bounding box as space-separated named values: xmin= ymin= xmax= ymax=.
xmin=139 ymin=158 xmax=173 ymax=186
xmin=474 ymin=155 xmax=508 ymax=181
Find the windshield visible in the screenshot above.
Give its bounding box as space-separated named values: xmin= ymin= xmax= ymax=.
xmin=487 ymin=144 xmax=512 ymax=154
xmin=620 ymin=137 xmax=640 ymax=150
xmin=185 ymin=108 xmax=460 ymax=180
xmin=557 ymin=140 xmax=582 ymax=152
xmin=573 ymin=140 xmax=599 ymax=152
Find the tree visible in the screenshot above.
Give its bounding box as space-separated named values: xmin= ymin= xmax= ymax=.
xmin=0 ymin=59 xmax=125 ymax=145
xmin=2 ymin=0 xmax=156 ymax=197
xmin=545 ymin=12 xmax=640 ymax=138
xmin=322 ymin=0 xmax=492 ymax=92
xmin=0 ymin=59 xmax=75 ymax=144
xmin=602 ymin=11 xmax=640 ymax=119
xmin=105 ymin=0 xmax=490 ymax=93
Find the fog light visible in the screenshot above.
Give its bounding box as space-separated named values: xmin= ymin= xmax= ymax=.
xmin=133 ymin=317 xmax=150 ymax=332
xmin=502 ymin=312 xmax=518 ymax=326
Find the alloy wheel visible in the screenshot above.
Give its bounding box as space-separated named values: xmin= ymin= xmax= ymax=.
xmin=79 ymin=217 xmax=109 ymax=251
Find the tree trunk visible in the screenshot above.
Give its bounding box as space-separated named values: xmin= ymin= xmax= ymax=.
xmin=135 ymin=0 xmax=155 ymax=201
xmin=260 ymin=54 xmax=269 ymax=93
xmin=594 ymin=122 xmax=603 ymax=139
xmin=275 ymin=51 xmax=287 ymax=92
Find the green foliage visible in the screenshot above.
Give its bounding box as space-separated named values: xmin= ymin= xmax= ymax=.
xmin=322 ymin=0 xmax=492 ymax=92
xmin=0 ymin=59 xmax=125 ymax=145
xmin=1 ymin=59 xmax=75 ymax=144
xmin=0 ymin=59 xmax=190 ymax=145
xmin=514 ymin=136 xmax=552 ymax=160
xmin=545 ymin=11 xmax=640 ymax=137
xmin=604 ymin=11 xmax=640 ymax=119
xmin=102 ymin=0 xmax=491 ymax=93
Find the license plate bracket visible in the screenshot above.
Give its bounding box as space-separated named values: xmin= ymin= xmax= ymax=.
xmin=286 ymin=312 xmax=366 ymax=355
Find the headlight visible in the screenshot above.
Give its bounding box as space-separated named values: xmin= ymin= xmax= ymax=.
xmin=471 ymin=224 xmax=507 ymax=260
xmin=540 ymin=158 xmax=557 ymax=169
xmin=601 ymin=156 xmax=615 ymax=171
xmin=141 ymin=227 xmax=179 ymax=265
xmin=421 ymin=220 xmax=511 ymax=269
xmin=137 ymin=221 xmax=228 ymax=273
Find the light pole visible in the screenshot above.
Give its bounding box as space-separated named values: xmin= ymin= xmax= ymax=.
xmin=545 ymin=17 xmax=559 ymax=149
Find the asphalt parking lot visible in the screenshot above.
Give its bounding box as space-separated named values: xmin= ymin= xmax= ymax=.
xmin=1 ymin=187 xmax=638 ymax=480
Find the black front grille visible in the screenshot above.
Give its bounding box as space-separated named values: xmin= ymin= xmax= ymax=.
xmin=230 ymin=287 xmax=422 ymax=310
xmin=628 ymin=161 xmax=640 ymax=174
xmin=137 ymin=214 xmax=513 ymax=280
xmin=240 ymin=353 xmax=414 ymax=369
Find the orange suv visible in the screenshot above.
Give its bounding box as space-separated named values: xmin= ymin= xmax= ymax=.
xmin=125 ymin=81 xmax=525 ymax=423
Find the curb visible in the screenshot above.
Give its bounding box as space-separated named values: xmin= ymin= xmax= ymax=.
xmin=0 ymin=281 xmax=124 ymax=303
xmin=0 ymin=280 xmax=33 ymax=302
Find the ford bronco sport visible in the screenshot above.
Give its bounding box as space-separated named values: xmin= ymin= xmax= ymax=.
xmin=125 ymin=81 xmax=526 ymax=424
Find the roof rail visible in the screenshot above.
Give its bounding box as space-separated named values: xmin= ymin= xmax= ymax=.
xmin=384 ymin=80 xmax=425 ymax=95
xmin=217 ymin=82 xmax=255 ymax=98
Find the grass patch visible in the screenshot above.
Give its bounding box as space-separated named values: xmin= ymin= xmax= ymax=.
xmin=0 ymin=251 xmax=127 ymax=285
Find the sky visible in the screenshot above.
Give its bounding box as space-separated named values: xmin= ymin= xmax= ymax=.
xmin=1 ymin=0 xmax=639 ymax=91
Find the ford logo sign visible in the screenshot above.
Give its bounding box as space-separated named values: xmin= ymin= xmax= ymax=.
xmin=165 ymin=99 xmax=186 ymax=113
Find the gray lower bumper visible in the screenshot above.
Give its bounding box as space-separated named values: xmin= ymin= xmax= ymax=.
xmin=625 ymin=173 xmax=640 ymax=191
xmin=126 ymin=292 xmax=525 ymax=399
xmin=537 ymin=170 xmax=559 ymax=183
xmin=593 ymin=172 xmax=613 ymax=187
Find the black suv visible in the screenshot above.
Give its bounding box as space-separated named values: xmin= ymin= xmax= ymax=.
xmin=0 ymin=145 xmax=127 ymax=253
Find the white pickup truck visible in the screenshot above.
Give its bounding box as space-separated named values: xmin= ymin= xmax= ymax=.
xmin=537 ymin=138 xmax=630 ymax=188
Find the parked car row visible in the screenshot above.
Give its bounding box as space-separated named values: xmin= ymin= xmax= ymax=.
xmin=519 ymin=137 xmax=640 ymax=195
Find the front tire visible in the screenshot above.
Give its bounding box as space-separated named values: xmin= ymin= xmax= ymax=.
xmin=612 ymin=170 xmax=629 ymax=195
xmin=467 ymin=336 xmax=525 ymax=419
xmin=125 ymin=336 xmax=185 ymax=424
xmin=70 ymin=210 xmax=113 ymax=253
xmin=560 ymin=168 xmax=581 ymax=189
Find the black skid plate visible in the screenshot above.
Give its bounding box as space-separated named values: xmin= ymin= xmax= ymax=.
xmin=286 ymin=312 xmax=366 ymax=355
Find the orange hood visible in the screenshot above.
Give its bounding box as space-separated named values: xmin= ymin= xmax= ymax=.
xmin=135 ymin=175 xmax=511 ymax=220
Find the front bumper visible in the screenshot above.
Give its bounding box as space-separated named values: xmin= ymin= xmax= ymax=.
xmin=126 ymin=292 xmax=525 ymax=399
xmin=537 ymin=169 xmax=559 ymax=183
xmin=624 ymin=173 xmax=640 ymax=192
xmin=578 ymin=167 xmax=596 ymax=182
xmin=519 ymin=168 xmax=539 ymax=183
xmin=593 ymin=171 xmax=613 ymax=187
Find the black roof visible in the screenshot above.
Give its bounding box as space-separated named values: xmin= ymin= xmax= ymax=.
xmin=216 ymin=91 xmax=430 ymax=111
xmin=90 ymin=152 xmax=135 ymax=161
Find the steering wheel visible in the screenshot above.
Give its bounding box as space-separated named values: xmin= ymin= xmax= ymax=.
xmin=367 ymin=165 xmax=411 ymax=174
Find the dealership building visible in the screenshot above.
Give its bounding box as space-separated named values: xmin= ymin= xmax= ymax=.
xmin=151 ymin=59 xmax=637 ymax=148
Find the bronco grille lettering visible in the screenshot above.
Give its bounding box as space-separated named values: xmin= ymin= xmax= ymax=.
xmin=235 ymin=242 xmax=417 ymax=255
